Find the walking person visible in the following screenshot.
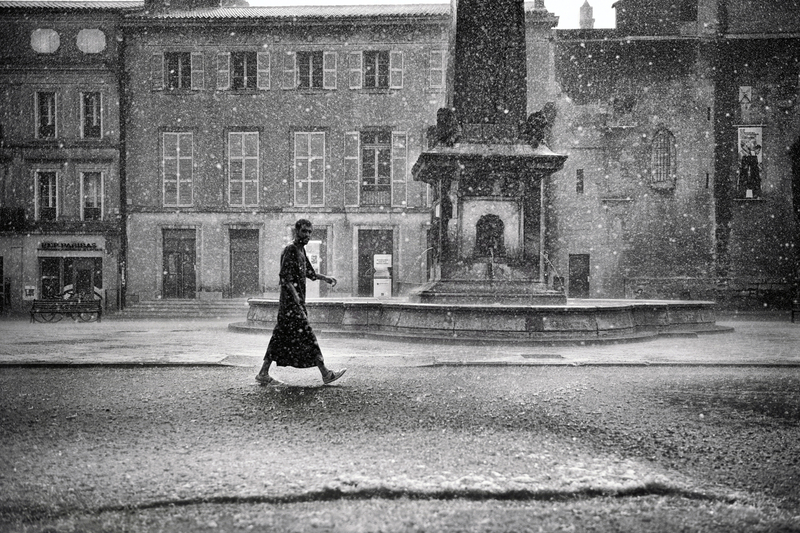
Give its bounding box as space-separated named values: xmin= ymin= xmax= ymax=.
xmin=256 ymin=219 xmax=346 ymax=386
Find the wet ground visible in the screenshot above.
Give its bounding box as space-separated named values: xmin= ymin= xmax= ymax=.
xmin=0 ymin=316 xmax=799 ymax=532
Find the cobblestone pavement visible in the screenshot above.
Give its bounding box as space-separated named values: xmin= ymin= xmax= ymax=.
xmin=0 ymin=315 xmax=797 ymax=367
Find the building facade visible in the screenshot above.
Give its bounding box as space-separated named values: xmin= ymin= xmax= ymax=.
xmin=1 ymin=0 xmax=797 ymax=312
xmin=0 ymin=0 xmax=139 ymax=313
xmin=120 ymin=4 xmax=450 ymax=303
xmin=548 ymin=0 xmax=799 ymax=306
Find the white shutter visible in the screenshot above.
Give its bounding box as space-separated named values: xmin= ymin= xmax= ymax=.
xmin=389 ymin=50 xmax=403 ymax=89
xmin=151 ymin=53 xmax=164 ymax=90
xmin=216 ymin=52 xmax=230 ymax=90
xmin=257 ymin=51 xmax=270 ymax=90
xmin=429 ymin=50 xmax=445 ymax=89
xmin=282 ymin=51 xmax=297 ymax=89
xmin=348 ymin=51 xmax=362 ymax=89
xmin=391 ymin=131 xmax=407 ymax=206
xmin=191 ymin=52 xmax=204 ymax=90
xmin=323 ymin=51 xmax=337 ymax=90
xmin=344 ymin=131 xmax=360 ymax=206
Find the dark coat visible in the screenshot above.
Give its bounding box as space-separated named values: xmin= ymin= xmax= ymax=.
xmin=265 ymin=242 xmax=323 ymax=368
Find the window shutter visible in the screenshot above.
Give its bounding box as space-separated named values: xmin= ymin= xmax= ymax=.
xmin=389 ymin=51 xmax=403 ymax=89
xmin=344 ymin=132 xmax=360 ymax=206
xmin=429 ymin=50 xmax=445 ymax=89
xmin=191 ymin=52 xmax=204 ymax=90
xmin=283 ymin=52 xmax=297 ymax=89
xmin=348 ymin=51 xmax=362 ymax=89
xmin=257 ymin=52 xmax=271 ymax=90
xmin=323 ymin=51 xmax=337 ymax=90
xmin=391 ymin=131 xmax=407 ymax=207
xmin=152 ymin=53 xmax=164 ymax=91
xmin=217 ymin=53 xmax=230 ymax=90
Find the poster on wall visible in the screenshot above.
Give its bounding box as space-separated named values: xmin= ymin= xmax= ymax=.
xmin=737 ymin=126 xmax=763 ymax=199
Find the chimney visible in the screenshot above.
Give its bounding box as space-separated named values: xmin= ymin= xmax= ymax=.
xmin=580 ymin=0 xmax=595 ymax=29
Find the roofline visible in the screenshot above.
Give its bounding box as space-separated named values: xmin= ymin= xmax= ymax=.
xmin=0 ymin=0 xmax=142 ymax=10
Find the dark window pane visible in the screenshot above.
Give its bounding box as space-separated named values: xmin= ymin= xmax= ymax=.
xmin=83 ymin=92 xmax=101 ymax=138
xmin=166 ymin=52 xmax=190 ymax=89
xmin=298 ymin=51 xmax=324 ymax=88
xmin=232 ymin=52 xmax=257 ymax=90
xmin=84 ymin=207 xmax=101 ymax=221
xmin=37 ymin=92 xmax=56 ymax=138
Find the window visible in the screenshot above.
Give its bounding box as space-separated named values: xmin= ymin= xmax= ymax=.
xmin=298 ymin=51 xmax=323 ymax=88
xmin=282 ymin=51 xmax=336 ymax=90
xmin=163 ymin=132 xmax=193 ymax=206
xmin=30 ymin=29 xmax=59 ymax=54
xmin=650 ymin=128 xmax=677 ymax=190
xmin=228 ymin=132 xmax=259 ymax=206
xmin=429 ymin=50 xmax=446 ymax=89
xmin=360 ymin=131 xmax=392 ymax=206
xmin=232 ymin=52 xmax=257 ymax=90
xmin=166 ymin=52 xmax=191 ymax=90
xmin=76 ymin=29 xmax=106 ymax=54
xmin=36 ymin=171 xmax=57 ymax=221
xmin=36 ymin=92 xmax=56 ymax=139
xmin=293 ymin=132 xmax=325 ymax=207
xmin=218 ymin=52 xmax=270 ymax=91
xmin=348 ymin=50 xmax=403 ymax=89
xmin=344 ymin=130 xmax=408 ymax=207
xmin=576 ymin=168 xmax=584 ymax=194
xmin=153 ymin=52 xmax=203 ymax=91
xmin=81 ymin=92 xmax=102 ymax=139
xmin=364 ymin=51 xmax=389 ymax=89
xmin=81 ymin=171 xmax=102 ymax=221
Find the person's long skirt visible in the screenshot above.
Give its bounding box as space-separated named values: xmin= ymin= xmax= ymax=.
xmin=265 ymin=304 xmax=323 ymax=368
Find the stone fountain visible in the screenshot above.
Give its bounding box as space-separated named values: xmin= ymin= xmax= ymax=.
xmin=409 ymin=0 xmax=566 ymax=304
xmin=234 ymin=0 xmax=725 ymax=343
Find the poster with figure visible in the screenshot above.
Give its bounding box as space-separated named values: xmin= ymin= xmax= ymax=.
xmin=738 ymin=126 xmax=763 ymax=198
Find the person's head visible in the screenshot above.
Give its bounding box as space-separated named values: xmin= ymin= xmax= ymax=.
xmin=294 ymin=219 xmax=313 ymax=245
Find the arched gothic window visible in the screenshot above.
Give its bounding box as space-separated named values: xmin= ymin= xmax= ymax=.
xmin=475 ymin=214 xmax=505 ymax=257
xmin=650 ymin=127 xmax=677 ymax=190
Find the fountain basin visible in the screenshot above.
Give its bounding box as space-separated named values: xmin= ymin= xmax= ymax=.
xmin=230 ymin=298 xmax=730 ymax=345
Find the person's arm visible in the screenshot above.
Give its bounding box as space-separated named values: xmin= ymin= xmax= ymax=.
xmin=304 ymin=249 xmax=337 ymax=287
xmin=316 ymin=273 xmax=337 ymax=287
xmin=280 ymin=245 xmax=307 ymax=314
xmin=284 ymin=281 xmax=306 ymax=318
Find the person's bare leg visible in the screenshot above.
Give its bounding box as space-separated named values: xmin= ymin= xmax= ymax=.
xmin=257 ymin=358 xmax=272 ymax=378
xmin=256 ymin=357 xmax=283 ymax=385
xmin=317 ymin=355 xmax=346 ymax=385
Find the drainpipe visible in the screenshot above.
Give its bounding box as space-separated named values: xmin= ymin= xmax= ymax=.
xmin=117 ymin=30 xmax=128 ymax=310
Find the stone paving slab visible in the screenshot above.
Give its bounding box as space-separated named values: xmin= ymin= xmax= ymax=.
xmin=0 ymin=316 xmax=798 ymax=367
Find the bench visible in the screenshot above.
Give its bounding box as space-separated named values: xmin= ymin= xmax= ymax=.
xmin=30 ymin=298 xmax=102 ymax=323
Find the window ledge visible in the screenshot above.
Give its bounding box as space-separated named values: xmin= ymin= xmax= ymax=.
xmin=156 ymin=89 xmax=200 ymax=94
xmin=223 ymin=89 xmax=267 ymax=94
xmin=733 ymin=197 xmax=764 ymax=203
xmin=352 ymin=88 xmax=396 ymax=94
xmin=600 ymin=196 xmax=634 ymax=203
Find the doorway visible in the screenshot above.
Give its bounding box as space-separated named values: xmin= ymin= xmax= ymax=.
xmin=163 ymin=229 xmax=196 ymax=299
xmin=357 ymin=229 xmax=393 ymax=297
xmin=568 ymin=254 xmax=590 ymax=298
xmin=230 ymin=229 xmax=259 ymax=297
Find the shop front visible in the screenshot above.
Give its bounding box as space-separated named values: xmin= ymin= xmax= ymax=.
xmin=0 ymin=235 xmax=121 ymax=312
